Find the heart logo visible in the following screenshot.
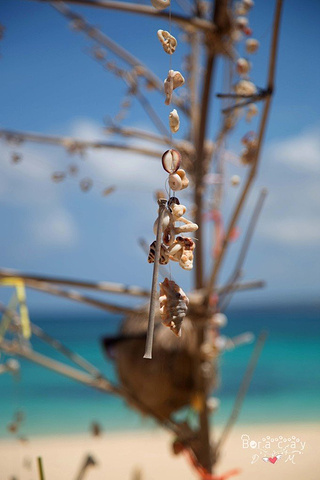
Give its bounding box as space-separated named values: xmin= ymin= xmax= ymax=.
xmin=268 ymin=457 xmax=277 ymax=464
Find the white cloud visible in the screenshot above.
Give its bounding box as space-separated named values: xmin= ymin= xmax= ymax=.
xmin=29 ymin=209 xmax=77 ymax=247
xmin=255 ymin=126 xmax=320 ymax=247
xmin=268 ymin=125 xmax=320 ymax=173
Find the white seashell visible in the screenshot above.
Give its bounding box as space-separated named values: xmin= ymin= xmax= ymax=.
xmin=245 ymin=38 xmax=259 ymax=54
xmin=172 ymin=70 xmax=185 ymax=89
xmin=236 ymin=16 xmax=249 ymax=30
xmin=231 ymin=174 xmax=240 ymax=186
xmin=207 ymin=397 xmax=220 ymax=413
xmin=164 ymin=71 xmax=174 ymax=105
xmin=176 ymin=168 xmax=189 ymax=190
xmin=211 ymin=312 xmax=228 ymax=328
xmin=151 ymin=0 xmax=170 ymax=10
xmin=164 ymin=70 xmax=185 ymax=105
xmin=169 ymin=109 xmax=180 ymax=133
xmin=168 ymin=173 xmax=182 ymax=191
xmin=234 ymin=79 xmax=257 ymax=96
xmin=157 ymin=30 xmax=177 ymax=55
xmin=236 ymin=58 xmax=251 ymax=76
xmin=162 ymin=149 xmax=181 ymax=173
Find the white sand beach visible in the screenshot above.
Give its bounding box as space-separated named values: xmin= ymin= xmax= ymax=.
xmin=1 ymin=423 xmax=319 ymax=480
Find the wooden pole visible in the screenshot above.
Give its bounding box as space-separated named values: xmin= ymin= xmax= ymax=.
xmin=143 ymin=199 xmax=167 ymax=359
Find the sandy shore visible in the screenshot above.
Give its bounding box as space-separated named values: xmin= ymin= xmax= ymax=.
xmin=1 ymin=423 xmax=319 ymax=480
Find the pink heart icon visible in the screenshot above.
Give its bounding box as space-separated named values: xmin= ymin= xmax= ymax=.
xmin=268 ymin=457 xmax=277 ymax=464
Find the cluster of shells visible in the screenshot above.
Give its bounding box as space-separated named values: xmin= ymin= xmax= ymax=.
xmin=231 ymin=0 xmax=260 ymax=166
xmin=148 ymin=0 xmax=195 ymax=336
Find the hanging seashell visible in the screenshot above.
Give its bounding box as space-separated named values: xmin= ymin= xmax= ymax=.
xmin=162 ymin=149 xmax=181 ymax=173
xmin=176 ymin=168 xmax=189 ymax=190
xmin=207 ymin=397 xmax=220 ymax=413
xmin=231 ymin=174 xmax=240 ymax=186
xmin=151 ymin=0 xmax=170 ymax=10
xmin=51 ymin=172 xmax=66 ymax=183
xmin=169 ymin=109 xmax=180 ymax=133
xmin=157 ymin=30 xmax=177 ymax=55
xmin=234 ymin=79 xmax=257 ymax=96
xmin=246 ymin=38 xmax=259 ymax=54
xmin=168 ymin=173 xmax=182 ymax=191
xmin=246 ymin=103 xmax=258 ymax=121
xmin=148 ymin=241 xmax=169 ymax=264
xmin=159 ymin=278 xmax=189 ymax=337
xmin=164 ymin=70 xmax=174 ymax=105
xmin=102 ymin=186 xmax=115 ymax=197
xmin=11 ymin=152 xmax=22 ymax=164
xmin=235 ymin=16 xmax=249 ymax=31
xmin=168 ymin=236 xmax=195 ymax=270
xmin=172 ymin=70 xmax=185 ymax=89
xmin=164 ymin=70 xmax=185 ymax=105
xmin=236 ymin=58 xmax=251 ymax=76
xmin=80 ymin=177 xmax=93 ymax=192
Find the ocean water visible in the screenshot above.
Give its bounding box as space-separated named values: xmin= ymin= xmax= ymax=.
xmin=0 ymin=303 xmax=319 ymax=438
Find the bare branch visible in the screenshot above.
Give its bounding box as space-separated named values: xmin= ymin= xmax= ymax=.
xmin=219 ymin=188 xmax=268 ymax=311
xmin=37 ymin=0 xmax=216 ymax=32
xmin=0 ymin=128 xmax=163 ymax=159
xmin=52 ymin=2 xmax=189 ymax=115
xmin=19 ymin=279 xmax=135 ymax=314
xmin=0 ymin=268 xmax=151 ymax=297
xmin=206 ymin=0 xmax=283 ymax=302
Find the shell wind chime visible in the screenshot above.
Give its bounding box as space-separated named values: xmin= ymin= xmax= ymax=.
xmin=144 ymin=0 xmax=197 ymax=358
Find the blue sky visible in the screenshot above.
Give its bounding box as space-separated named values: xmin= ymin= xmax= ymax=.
xmin=0 ymin=0 xmax=319 ymax=312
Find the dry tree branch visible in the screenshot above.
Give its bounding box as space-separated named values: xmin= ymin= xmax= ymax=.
xmin=0 ymin=268 xmax=151 ymax=297
xmin=206 ymin=0 xmax=283 ymax=303
xmin=18 ymin=279 xmax=135 ymax=314
xmin=0 ymin=128 xmax=163 ymax=159
xmin=218 ymin=188 xmax=268 ymax=311
xmin=105 ymin=124 xmax=172 ymax=146
xmin=35 ymin=0 xmax=216 ymax=32
xmin=51 ymin=2 xmax=189 ymax=115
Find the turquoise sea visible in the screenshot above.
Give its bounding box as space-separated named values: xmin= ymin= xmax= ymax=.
xmin=0 ymin=303 xmax=319 ymax=438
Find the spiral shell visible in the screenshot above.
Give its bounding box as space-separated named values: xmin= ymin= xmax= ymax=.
xmin=162 ymin=149 xmax=181 ymax=173
xmin=164 ymin=70 xmax=185 ymax=105
xmin=169 ymin=109 xmax=180 ymax=133
xmin=157 ymin=30 xmax=177 ymax=55
xmin=151 ymin=0 xmax=170 ymax=10
xmin=159 ymin=278 xmax=189 ymax=337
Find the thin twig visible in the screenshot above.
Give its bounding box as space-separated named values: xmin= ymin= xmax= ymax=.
xmin=52 ymin=2 xmax=189 ymax=115
xmin=105 ymin=124 xmax=172 ymax=146
xmin=34 ymin=0 xmax=216 ymax=32
xmin=206 ymin=0 xmax=283 ymax=303
xmin=219 ymin=188 xmax=268 ymax=310
xmin=144 ymin=198 xmax=167 ymax=359
xmin=0 ymin=128 xmax=163 ymax=158
xmin=215 ymin=331 xmax=268 ymax=455
xmin=0 ymin=268 xmax=150 ymax=297
xmin=19 ymin=279 xmax=134 ymax=314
